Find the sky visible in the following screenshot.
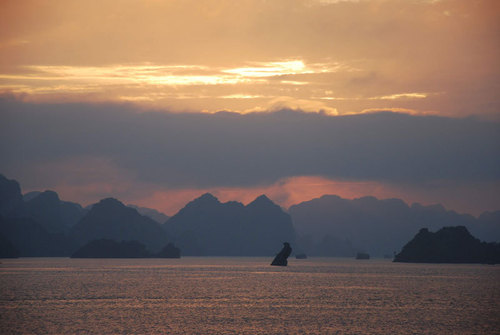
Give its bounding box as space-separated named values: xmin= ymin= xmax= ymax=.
xmin=1 ymin=0 xmax=499 ymax=216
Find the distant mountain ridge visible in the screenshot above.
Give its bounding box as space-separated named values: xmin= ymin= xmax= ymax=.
xmin=0 ymin=175 xmax=86 ymax=234
xmin=70 ymin=198 xmax=170 ymax=253
xmin=24 ymin=190 xmax=84 ymax=234
xmin=0 ymin=216 xmax=73 ymax=256
xmin=0 ymin=174 xmax=173 ymax=256
xmin=164 ymin=193 xmax=296 ymax=256
xmin=289 ymin=195 xmax=500 ymax=257
xmin=1 ymin=173 xmax=499 ymax=258
xmin=0 ymin=174 xmax=24 ymax=217
xmin=127 ymin=204 xmax=169 ymax=224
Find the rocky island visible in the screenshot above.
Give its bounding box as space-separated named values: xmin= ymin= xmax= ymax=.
xmin=355 ymin=252 xmax=370 ymax=260
xmin=155 ymin=242 xmax=181 ymax=258
xmin=271 ymin=242 xmax=292 ymax=266
xmin=394 ymin=226 xmax=500 ymax=264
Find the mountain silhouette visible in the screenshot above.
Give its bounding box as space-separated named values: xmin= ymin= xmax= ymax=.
xmin=474 ymin=211 xmax=500 ymax=242
xmin=0 ymin=175 xmax=77 ymax=256
xmin=394 ymin=226 xmax=500 ymax=264
xmin=0 ymin=215 xmax=73 ymax=256
xmin=0 ymin=232 xmax=20 ymax=258
xmin=127 ymin=204 xmax=169 ymax=224
xmin=1 ymin=174 xmax=499 ymax=259
xmin=164 ymin=193 xmax=296 ymax=256
xmin=0 ymin=174 xmax=24 ymax=217
xmin=154 ymin=242 xmax=181 ymax=258
xmin=70 ymin=198 xmax=170 ymax=253
xmin=23 ymin=191 xmax=42 ymax=202
xmin=289 ymin=195 xmax=497 ymax=257
xmin=24 ymin=190 xmax=84 ymax=234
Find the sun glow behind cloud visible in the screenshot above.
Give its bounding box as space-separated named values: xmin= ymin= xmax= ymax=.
xmin=222 ymin=60 xmax=339 ymax=77
xmin=0 ymin=59 xmax=363 ymax=113
xmin=0 ymin=60 xmax=437 ymax=115
xmin=0 ymin=0 xmax=498 ymax=221
xmin=0 ymin=0 xmax=498 ymax=118
xmin=1 ymin=60 xmax=343 ymax=87
xmin=372 ymin=93 xmax=430 ymax=100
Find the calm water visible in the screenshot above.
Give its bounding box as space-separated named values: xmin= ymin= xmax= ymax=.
xmin=0 ymin=257 xmax=499 ymax=334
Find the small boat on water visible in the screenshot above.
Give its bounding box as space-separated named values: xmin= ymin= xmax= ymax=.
xmin=355 ymin=252 xmax=370 ymax=260
xmin=295 ymin=253 xmax=307 ymax=259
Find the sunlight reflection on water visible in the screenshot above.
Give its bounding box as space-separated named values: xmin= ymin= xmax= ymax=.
xmin=0 ymin=257 xmax=499 ymax=334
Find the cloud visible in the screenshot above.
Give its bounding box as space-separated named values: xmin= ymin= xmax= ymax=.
xmin=0 ymin=60 xmax=342 ymax=92
xmin=368 ymin=93 xmax=430 ymax=100
xmin=0 ymin=60 xmax=351 ymax=113
xmin=1 ymin=1 xmax=498 ymax=117
xmin=260 ymin=96 xmax=339 ymax=115
xmin=1 ymin=99 xmax=499 ymax=192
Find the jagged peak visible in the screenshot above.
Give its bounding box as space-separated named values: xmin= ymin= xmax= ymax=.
xmin=184 ymin=193 xmax=220 ymax=209
xmin=85 ymin=197 xmax=148 ymax=219
xmin=24 ymin=190 xmax=60 ymax=204
xmin=39 ymin=190 xmax=60 ymax=200
xmin=247 ymin=194 xmax=277 ymax=208
xmin=0 ymin=174 xmax=22 ymax=195
xmin=195 ymin=192 xmax=219 ymax=203
xmin=439 ymin=225 xmax=472 ymax=236
xmin=0 ymin=173 xmax=17 ymax=183
xmin=93 ymin=197 xmax=126 ymax=209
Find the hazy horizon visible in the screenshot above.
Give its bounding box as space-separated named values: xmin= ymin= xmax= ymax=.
xmin=5 ymin=172 xmax=499 ymax=220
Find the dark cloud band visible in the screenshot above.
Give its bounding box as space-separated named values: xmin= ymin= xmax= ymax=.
xmin=1 ymin=99 xmax=499 ymax=188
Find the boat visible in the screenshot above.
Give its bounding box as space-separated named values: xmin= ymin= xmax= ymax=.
xmin=355 ymin=252 xmax=370 ymax=260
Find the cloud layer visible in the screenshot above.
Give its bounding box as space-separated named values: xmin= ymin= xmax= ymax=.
xmin=2 ymin=99 xmax=498 ymax=188
xmin=0 ymin=0 xmax=499 ymax=117
xmin=1 ymin=1 xmax=499 ymax=214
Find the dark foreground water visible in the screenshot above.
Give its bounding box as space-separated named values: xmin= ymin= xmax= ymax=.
xmin=0 ymin=257 xmax=499 ymax=334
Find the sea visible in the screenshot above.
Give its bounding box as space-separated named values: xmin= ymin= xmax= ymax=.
xmin=0 ymin=257 xmax=499 ymax=335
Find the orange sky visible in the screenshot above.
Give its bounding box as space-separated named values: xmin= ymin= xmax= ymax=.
xmin=48 ymin=174 xmax=500 ymax=217
xmin=1 ymin=0 xmax=499 ymax=215
xmin=1 ymin=0 xmax=499 ymax=118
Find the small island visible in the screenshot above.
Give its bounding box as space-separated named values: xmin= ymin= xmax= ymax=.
xmin=271 ymin=242 xmax=292 ymax=266
xmin=355 ymin=252 xmax=370 ymax=260
xmin=155 ymin=242 xmax=181 ymax=258
xmin=394 ymin=226 xmax=500 ymax=264
xmin=295 ymin=253 xmax=307 ymax=259
xmin=71 ymin=239 xmax=181 ymax=258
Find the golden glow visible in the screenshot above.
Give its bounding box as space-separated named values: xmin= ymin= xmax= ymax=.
xmin=0 ymin=60 xmax=356 ymax=113
xmin=2 ymin=0 xmax=497 ymax=219
xmin=127 ymin=176 xmax=415 ymax=216
xmin=0 ymin=63 xmax=434 ymax=114
xmin=1 ymin=60 xmax=338 ymax=87
xmin=220 ymin=94 xmax=266 ymax=99
xmin=223 ymin=60 xmax=307 ymax=77
xmin=0 ymin=0 xmax=497 ymax=117
xmin=281 ymin=80 xmax=310 ymax=85
xmin=371 ymin=93 xmax=429 ymax=100
xmin=20 ymin=64 xmax=237 ymax=86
